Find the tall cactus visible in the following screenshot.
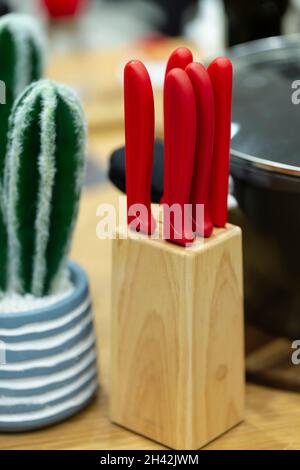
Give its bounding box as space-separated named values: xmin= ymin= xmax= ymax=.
xmin=5 ymin=79 xmax=87 ymax=297
xmin=0 ymin=14 xmax=45 ymax=291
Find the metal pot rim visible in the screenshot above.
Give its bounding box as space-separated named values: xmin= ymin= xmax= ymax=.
xmin=230 ymin=34 xmax=300 ymax=178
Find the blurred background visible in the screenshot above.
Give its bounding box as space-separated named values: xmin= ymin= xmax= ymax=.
xmin=1 ymin=0 xmax=296 ymax=164
xmin=3 ymin=0 xmax=300 ymax=52
xmin=3 ymin=0 xmax=300 ymax=49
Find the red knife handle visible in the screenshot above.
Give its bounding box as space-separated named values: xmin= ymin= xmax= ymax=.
xmin=186 ymin=62 xmax=214 ymax=238
xmin=161 ymin=47 xmax=193 ymax=205
xmin=207 ymin=57 xmax=233 ymax=228
xmin=165 ymin=47 xmax=193 ymax=78
xmin=124 ymin=60 xmax=156 ymax=235
xmin=163 ymin=68 xmax=196 ymax=246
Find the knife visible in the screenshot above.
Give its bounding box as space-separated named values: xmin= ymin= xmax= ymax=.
xmin=161 ymin=47 xmax=193 ymax=206
xmin=207 ymin=57 xmax=233 ymax=228
xmin=163 ymin=68 xmax=196 ymax=246
xmin=186 ymin=62 xmax=215 ymax=238
xmin=165 ymin=47 xmax=193 ymax=78
xmin=124 ymin=60 xmax=156 ymax=234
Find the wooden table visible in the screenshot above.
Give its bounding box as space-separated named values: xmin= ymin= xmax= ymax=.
xmin=0 ymin=183 xmax=300 ymax=450
xmin=1 ymin=46 xmax=300 ymax=450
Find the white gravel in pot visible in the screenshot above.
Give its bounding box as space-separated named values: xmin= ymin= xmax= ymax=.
xmin=0 ymin=280 xmax=74 ymax=313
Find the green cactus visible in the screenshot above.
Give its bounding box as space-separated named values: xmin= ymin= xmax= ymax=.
xmin=0 ymin=14 xmax=45 ymax=291
xmin=5 ymin=80 xmax=87 ymax=297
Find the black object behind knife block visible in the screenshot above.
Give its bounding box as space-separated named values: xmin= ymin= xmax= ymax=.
xmin=109 ymin=140 xmax=164 ymax=203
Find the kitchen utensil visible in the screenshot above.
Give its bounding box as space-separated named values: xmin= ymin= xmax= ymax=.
xmin=186 ymin=62 xmax=214 ymax=238
xmin=124 ymin=60 xmax=156 ymax=235
xmin=165 ymin=47 xmax=193 ymax=78
xmin=160 ymin=47 xmax=194 ymax=204
xmin=164 ymin=68 xmax=196 ymax=246
xmin=208 ymin=57 xmax=233 ymax=228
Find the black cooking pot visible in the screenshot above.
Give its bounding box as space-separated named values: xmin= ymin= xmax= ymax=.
xmin=229 ymin=35 xmax=300 ymax=338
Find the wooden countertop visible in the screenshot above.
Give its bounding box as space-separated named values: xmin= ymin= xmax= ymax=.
xmin=1 ymin=185 xmax=300 ymax=450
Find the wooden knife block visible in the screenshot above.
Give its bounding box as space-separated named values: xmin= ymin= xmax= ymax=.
xmin=110 ymin=224 xmax=245 ymax=450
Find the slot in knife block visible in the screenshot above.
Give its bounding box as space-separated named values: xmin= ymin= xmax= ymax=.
xmin=110 ymin=224 xmax=245 ymax=450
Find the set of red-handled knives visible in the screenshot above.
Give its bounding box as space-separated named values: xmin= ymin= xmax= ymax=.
xmin=124 ymin=47 xmax=233 ymax=247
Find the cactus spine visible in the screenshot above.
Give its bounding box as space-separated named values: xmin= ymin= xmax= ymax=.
xmin=0 ymin=14 xmax=45 ymax=291
xmin=5 ymin=80 xmax=87 ymax=297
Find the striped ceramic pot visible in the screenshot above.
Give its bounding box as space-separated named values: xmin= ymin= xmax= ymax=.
xmin=0 ymin=262 xmax=98 ymax=432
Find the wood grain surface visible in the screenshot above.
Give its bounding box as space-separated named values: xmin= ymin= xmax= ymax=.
xmin=111 ymin=225 xmax=244 ymax=449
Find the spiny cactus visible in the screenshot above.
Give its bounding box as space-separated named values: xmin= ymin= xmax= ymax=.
xmin=0 ymin=13 xmax=45 ymax=291
xmin=4 ymin=79 xmax=87 ymax=297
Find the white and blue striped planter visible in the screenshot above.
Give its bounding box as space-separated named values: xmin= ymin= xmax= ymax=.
xmin=0 ymin=262 xmax=98 ymax=432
